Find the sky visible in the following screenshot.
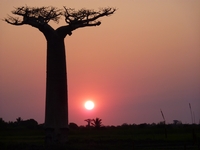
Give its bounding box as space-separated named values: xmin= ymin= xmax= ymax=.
xmin=0 ymin=0 xmax=200 ymax=126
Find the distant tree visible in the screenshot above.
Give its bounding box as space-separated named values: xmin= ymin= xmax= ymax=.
xmin=22 ymin=119 xmax=38 ymax=129
xmin=0 ymin=118 xmax=7 ymax=129
xmin=91 ymin=118 xmax=102 ymax=128
xmin=121 ymin=123 xmax=129 ymax=127
xmin=69 ymin=122 xmax=78 ymax=129
xmin=138 ymin=123 xmax=148 ymax=128
xmin=84 ymin=119 xmax=92 ymax=127
xmin=151 ymin=123 xmax=156 ymax=126
xmin=15 ymin=117 xmax=23 ymax=128
xmin=0 ymin=118 xmax=5 ymax=124
xmin=173 ymin=120 xmax=182 ymax=125
xmin=5 ymin=6 xmax=116 ymax=144
xmin=16 ymin=117 xmax=22 ymax=123
xmin=158 ymin=121 xmax=165 ymax=125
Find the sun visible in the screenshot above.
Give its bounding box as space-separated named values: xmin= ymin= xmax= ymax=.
xmin=84 ymin=100 xmax=95 ymax=110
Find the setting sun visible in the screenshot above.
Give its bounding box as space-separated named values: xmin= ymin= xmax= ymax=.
xmin=84 ymin=100 xmax=95 ymax=110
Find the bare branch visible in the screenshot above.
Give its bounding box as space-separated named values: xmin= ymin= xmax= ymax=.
xmin=56 ymin=7 xmax=116 ymax=38
xmin=63 ymin=7 xmax=116 ymax=26
xmin=4 ymin=6 xmax=62 ymax=27
xmin=4 ymin=15 xmax=24 ymax=25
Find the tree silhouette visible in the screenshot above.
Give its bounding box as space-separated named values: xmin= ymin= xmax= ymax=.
xmin=84 ymin=119 xmax=92 ymax=127
xmin=91 ymin=118 xmax=102 ymax=128
xmin=16 ymin=117 xmax=22 ymax=123
xmin=4 ymin=6 xmax=115 ymax=144
xmin=0 ymin=118 xmax=7 ymax=129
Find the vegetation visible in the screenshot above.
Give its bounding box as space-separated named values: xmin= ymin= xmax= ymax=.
xmin=0 ymin=118 xmax=199 ymax=149
xmin=85 ymin=118 xmax=103 ymax=128
xmin=84 ymin=119 xmax=92 ymax=127
xmin=91 ymin=118 xmax=103 ymax=129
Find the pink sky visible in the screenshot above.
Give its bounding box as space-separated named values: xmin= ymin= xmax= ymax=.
xmin=0 ymin=0 xmax=200 ymax=126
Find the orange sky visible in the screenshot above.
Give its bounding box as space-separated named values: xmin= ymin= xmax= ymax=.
xmin=0 ymin=0 xmax=200 ymax=125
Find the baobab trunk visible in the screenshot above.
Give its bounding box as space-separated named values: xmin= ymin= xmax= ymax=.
xmin=45 ymin=35 xmax=68 ymax=144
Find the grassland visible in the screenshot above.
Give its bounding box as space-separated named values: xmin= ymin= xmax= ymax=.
xmin=0 ymin=124 xmax=199 ymax=150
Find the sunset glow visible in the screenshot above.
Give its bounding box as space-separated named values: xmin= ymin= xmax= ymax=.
xmin=84 ymin=101 xmax=95 ymax=110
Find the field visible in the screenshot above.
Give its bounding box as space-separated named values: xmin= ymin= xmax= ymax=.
xmin=0 ymin=124 xmax=199 ymax=150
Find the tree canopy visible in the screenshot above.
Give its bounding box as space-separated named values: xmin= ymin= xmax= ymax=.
xmin=4 ymin=6 xmax=116 ymax=36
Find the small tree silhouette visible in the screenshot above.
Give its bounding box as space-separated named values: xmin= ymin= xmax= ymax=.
xmin=16 ymin=117 xmax=22 ymax=123
xmin=4 ymin=6 xmax=116 ymax=144
xmin=91 ymin=118 xmax=102 ymax=128
xmin=69 ymin=122 xmax=78 ymax=129
xmin=84 ymin=119 xmax=92 ymax=128
xmin=0 ymin=118 xmax=7 ymax=128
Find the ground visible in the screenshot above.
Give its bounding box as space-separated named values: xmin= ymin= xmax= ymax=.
xmin=0 ymin=124 xmax=199 ymax=150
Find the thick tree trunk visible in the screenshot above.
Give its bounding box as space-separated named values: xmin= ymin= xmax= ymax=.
xmin=44 ymin=34 xmax=68 ymax=144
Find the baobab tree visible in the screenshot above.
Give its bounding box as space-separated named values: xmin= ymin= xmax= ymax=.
xmin=4 ymin=6 xmax=116 ymax=144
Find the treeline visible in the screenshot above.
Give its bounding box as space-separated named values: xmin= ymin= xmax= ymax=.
xmin=0 ymin=117 xmax=40 ymax=130
xmin=0 ymin=117 xmax=199 ymax=130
